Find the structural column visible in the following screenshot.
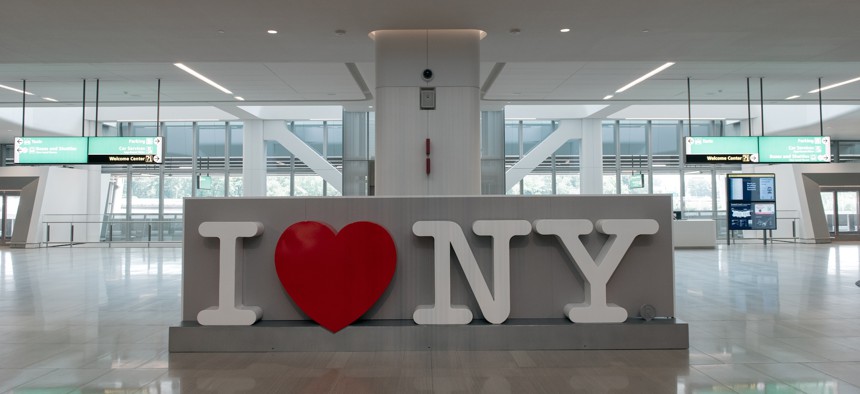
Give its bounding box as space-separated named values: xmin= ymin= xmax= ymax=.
xmin=580 ymin=119 xmax=604 ymax=194
xmin=481 ymin=110 xmax=505 ymax=195
xmin=342 ymin=111 xmax=370 ymax=196
xmin=373 ymin=29 xmax=482 ymax=196
xmin=242 ymin=120 xmax=266 ymax=197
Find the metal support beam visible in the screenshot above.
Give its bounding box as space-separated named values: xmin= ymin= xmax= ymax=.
xmin=263 ymin=120 xmax=343 ymax=192
xmin=505 ymin=120 xmax=579 ymax=191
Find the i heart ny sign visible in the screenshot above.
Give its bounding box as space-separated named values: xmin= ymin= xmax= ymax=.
xmin=275 ymin=221 xmax=396 ymax=333
xmin=195 ymin=217 xmax=658 ymax=332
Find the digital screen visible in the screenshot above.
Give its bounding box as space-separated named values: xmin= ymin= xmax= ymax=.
xmin=684 ymin=136 xmax=759 ymax=164
xmin=14 ymin=137 xmax=89 ymax=164
xmin=87 ymin=137 xmax=163 ymax=164
xmin=727 ymin=174 xmax=777 ymax=230
xmin=727 ymin=175 xmax=775 ymax=202
xmin=197 ymin=175 xmax=212 ymax=190
xmin=758 ymin=136 xmax=831 ymax=163
xmin=628 ymin=173 xmax=644 ymax=189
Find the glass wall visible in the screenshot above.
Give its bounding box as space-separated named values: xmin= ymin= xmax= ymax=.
xmin=2 ymin=112 xmax=857 ymax=244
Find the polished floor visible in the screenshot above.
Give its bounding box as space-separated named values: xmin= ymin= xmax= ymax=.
xmin=0 ymin=244 xmax=858 ymax=393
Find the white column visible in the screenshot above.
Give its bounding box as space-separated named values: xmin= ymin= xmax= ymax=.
xmin=86 ymin=165 xmax=104 ymax=242
xmin=242 ymin=120 xmax=266 ymax=197
xmin=580 ymin=119 xmax=604 ymax=194
xmin=374 ymin=29 xmax=482 ymax=196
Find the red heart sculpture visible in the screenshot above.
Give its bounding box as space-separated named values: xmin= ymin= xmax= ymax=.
xmin=274 ymin=221 xmax=397 ymax=333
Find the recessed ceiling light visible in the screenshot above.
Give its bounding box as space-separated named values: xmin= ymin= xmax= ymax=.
xmin=42 ymin=97 xmax=58 ymax=102
xmin=560 ymin=28 xmax=571 ymax=33
xmin=368 ymin=105 xmax=373 ymax=109
xmin=234 ymin=96 xmax=245 ymax=101
xmin=217 ymin=30 xmax=225 ymax=34
xmin=785 ymin=95 xmax=800 ymax=100
xmin=0 ymin=84 xmax=34 ymax=95
xmin=174 ymin=63 xmax=233 ymax=94
xmin=603 ymin=95 xmax=614 ymax=100
xmin=615 ymin=62 xmax=675 ymax=93
xmin=509 ymin=28 xmax=521 ymax=35
xmin=334 ymin=29 xmax=346 ymax=36
xmin=809 ymin=76 xmax=860 ymax=93
xmin=267 ymin=29 xmax=278 ymax=34
xmin=642 ymin=29 xmax=650 ymax=33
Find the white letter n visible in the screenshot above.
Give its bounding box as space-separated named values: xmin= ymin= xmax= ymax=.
xmin=412 ymin=220 xmax=531 ymax=325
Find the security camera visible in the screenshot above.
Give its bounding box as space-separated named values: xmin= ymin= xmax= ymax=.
xmin=422 ymin=69 xmax=433 ymax=81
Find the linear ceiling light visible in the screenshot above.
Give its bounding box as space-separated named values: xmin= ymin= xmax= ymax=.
xmin=0 ymin=83 xmax=34 ymax=95
xmin=42 ymin=97 xmax=58 ymax=102
xmin=174 ymin=63 xmax=233 ymax=94
xmin=615 ymin=62 xmax=675 ymax=93
xmin=603 ymin=95 xmax=614 ymax=100
xmin=808 ymin=76 xmax=860 ymax=93
xmin=785 ymin=95 xmax=800 ymax=100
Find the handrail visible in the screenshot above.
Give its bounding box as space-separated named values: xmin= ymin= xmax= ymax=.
xmin=42 ymin=218 xmax=183 ymax=246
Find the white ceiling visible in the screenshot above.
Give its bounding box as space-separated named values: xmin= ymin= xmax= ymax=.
xmin=1 ymin=0 xmax=860 ymax=140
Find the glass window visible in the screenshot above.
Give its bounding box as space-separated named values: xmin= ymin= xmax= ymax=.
xmin=229 ymin=123 xmax=244 ymax=167
xmin=130 ymin=173 xmax=160 ymax=216
xmin=163 ymin=123 xmax=193 ymax=158
xmin=100 ymin=122 xmax=119 ymax=137
xmin=556 ymin=174 xmax=580 ymax=195
xmin=684 ymin=121 xmax=718 ymax=137
xmin=109 ymin=174 xmax=128 ymax=217
xmin=618 ymin=121 xmax=647 ymax=156
xmin=267 ymin=175 xmax=291 ymax=197
xmin=603 ymin=173 xmax=618 ymax=194
xmin=130 ymin=122 xmax=158 ymax=137
xmin=837 ymin=141 xmax=860 ymax=162
xmin=651 ymin=122 xmax=680 ymax=155
xmin=228 ymin=175 xmax=244 ymax=197
xmin=715 ymin=172 xmax=730 ymax=212
xmin=522 ymin=121 xmax=554 ymax=155
xmin=620 ymin=172 xmax=649 ymax=195
xmin=291 ymin=121 xmax=325 ymax=155
xmin=523 ymin=174 xmax=552 ymax=195
xmin=326 ymin=182 xmax=342 ymax=196
xmin=602 ymin=122 xmax=616 ymax=155
xmin=652 ymin=172 xmax=681 ymax=210
xmin=163 ymin=175 xmax=192 ymax=215
xmin=684 ymin=171 xmax=713 ymax=214
xmin=195 ymin=174 xmax=226 ymax=197
xmin=326 ymin=122 xmax=343 ymax=158
xmin=836 ymin=191 xmax=858 ymax=232
xmin=198 ymin=122 xmax=226 ymax=159
xmin=505 ymin=121 xmax=520 ymax=156
xmin=294 ymin=175 xmax=324 ymax=196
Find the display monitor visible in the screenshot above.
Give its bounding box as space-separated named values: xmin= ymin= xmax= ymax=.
xmin=197 ymin=175 xmax=212 ymax=190
xmin=726 ymin=173 xmax=776 ymax=230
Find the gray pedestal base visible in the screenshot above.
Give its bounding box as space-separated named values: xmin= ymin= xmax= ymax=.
xmin=169 ymin=319 xmax=688 ymax=352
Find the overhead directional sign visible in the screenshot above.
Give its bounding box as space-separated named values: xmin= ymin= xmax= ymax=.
xmin=14 ymin=137 xmax=89 ymax=164
xmin=14 ymin=136 xmax=164 ymax=165
xmin=684 ymin=136 xmax=759 ymax=163
xmin=685 ymin=135 xmax=832 ymax=164
xmin=88 ymin=137 xmax=163 ymax=164
xmin=758 ymin=136 xmax=830 ymax=163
